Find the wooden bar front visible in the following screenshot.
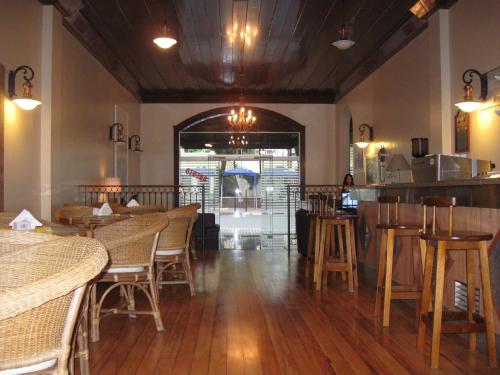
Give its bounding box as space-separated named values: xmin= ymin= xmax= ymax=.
xmin=350 ymin=180 xmax=500 ymax=335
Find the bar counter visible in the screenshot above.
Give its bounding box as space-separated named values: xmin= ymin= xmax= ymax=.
xmin=348 ymin=179 xmax=500 ymax=334
xmin=349 ymin=178 xmax=500 ymax=208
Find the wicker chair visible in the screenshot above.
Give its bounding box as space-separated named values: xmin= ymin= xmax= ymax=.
xmin=90 ymin=213 xmax=169 ymax=342
xmin=156 ymin=215 xmax=197 ymax=296
xmin=0 ymin=236 xmax=108 ymax=375
xmin=166 ymin=203 xmax=200 ymax=258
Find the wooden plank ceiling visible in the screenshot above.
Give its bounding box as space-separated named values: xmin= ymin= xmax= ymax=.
xmin=44 ymin=0 xmax=457 ymax=103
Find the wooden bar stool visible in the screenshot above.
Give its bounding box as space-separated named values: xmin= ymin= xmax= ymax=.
xmin=306 ymin=194 xmax=327 ymax=278
xmin=374 ymin=196 xmax=424 ymax=327
xmin=417 ymin=196 xmax=497 ymax=369
xmin=314 ymin=204 xmax=358 ymax=292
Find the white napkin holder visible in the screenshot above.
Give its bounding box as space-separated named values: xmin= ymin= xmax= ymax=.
xmin=92 ymin=203 xmax=113 ymax=216
xmin=126 ymin=199 xmax=140 ymax=207
xmin=9 ymin=209 xmax=43 ymax=231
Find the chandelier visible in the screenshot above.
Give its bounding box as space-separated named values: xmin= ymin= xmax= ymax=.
xmin=228 ymin=135 xmax=248 ymax=146
xmin=227 ymin=105 xmax=256 ymax=131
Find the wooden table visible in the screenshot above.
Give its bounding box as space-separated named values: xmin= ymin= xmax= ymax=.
xmin=63 ymin=214 xmax=129 ymax=231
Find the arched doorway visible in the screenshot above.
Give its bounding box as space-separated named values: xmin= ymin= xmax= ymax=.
xmin=173 ymin=106 xmax=305 ymax=250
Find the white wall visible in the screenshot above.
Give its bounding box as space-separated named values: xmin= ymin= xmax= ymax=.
xmin=140 ymin=103 xmax=336 ymax=186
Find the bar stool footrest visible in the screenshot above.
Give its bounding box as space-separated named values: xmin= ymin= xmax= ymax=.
xmin=422 ymin=311 xmax=486 ymax=333
xmin=380 ymin=285 xmax=422 ymax=300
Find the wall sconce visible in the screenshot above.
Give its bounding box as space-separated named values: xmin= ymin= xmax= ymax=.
xmin=8 ymin=65 xmax=41 ymax=110
xmin=128 ymin=135 xmax=143 ymax=153
xmin=355 ymin=123 xmax=374 ymax=148
xmin=109 ymin=123 xmax=126 ymax=143
xmin=455 ymin=68 xmax=488 ymax=112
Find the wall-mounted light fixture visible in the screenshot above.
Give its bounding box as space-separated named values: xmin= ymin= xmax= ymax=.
xmin=109 ymin=123 xmax=126 ymax=143
xmin=8 ymin=65 xmax=41 ymax=110
xmin=128 ymin=135 xmax=143 ymax=153
xmin=355 ymin=123 xmax=374 ymax=148
xmin=455 ymin=69 xmax=488 ymax=112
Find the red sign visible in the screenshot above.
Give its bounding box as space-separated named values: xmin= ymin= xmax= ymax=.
xmin=185 ymin=168 xmax=208 ymax=182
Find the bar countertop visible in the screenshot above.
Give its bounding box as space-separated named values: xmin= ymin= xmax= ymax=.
xmin=349 ymin=178 xmax=500 ymax=208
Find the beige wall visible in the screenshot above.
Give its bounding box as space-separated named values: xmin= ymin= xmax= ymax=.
xmin=1 ymin=0 xmax=42 ymax=215
xmin=51 ymin=12 xmax=141 ymax=210
xmin=140 ymin=103 xmax=335 ymax=186
xmin=336 ymin=0 xmax=500 ymax=182
xmin=1 ymin=1 xmax=141 ymax=217
xmin=449 ymin=0 xmax=500 ymax=164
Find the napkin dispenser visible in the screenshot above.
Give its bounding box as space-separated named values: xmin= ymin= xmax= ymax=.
xmin=9 ymin=209 xmax=43 ymax=231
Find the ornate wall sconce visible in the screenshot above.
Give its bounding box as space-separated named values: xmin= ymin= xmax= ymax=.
xmin=129 ymin=135 xmax=143 ymax=153
xmin=455 ymin=68 xmax=488 ymax=112
xmin=109 ymin=123 xmax=126 ymax=143
xmin=8 ymin=65 xmax=41 ymax=110
xmin=355 ymin=123 xmax=374 ymax=148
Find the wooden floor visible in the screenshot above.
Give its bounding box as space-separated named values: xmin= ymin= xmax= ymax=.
xmin=85 ymin=250 xmax=498 ymax=375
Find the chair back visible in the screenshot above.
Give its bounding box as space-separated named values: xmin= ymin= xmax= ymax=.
xmin=54 ymin=206 xmax=93 ymax=224
xmin=0 ymin=236 xmax=108 ymax=373
xmin=309 ymin=195 xmax=330 ymax=215
xmin=377 ymin=195 xmax=400 ymax=225
xmin=421 ymin=196 xmax=456 ymax=235
xmin=166 ymin=204 xmax=199 ymax=219
xmin=93 ymin=213 xmax=168 ymax=269
xmin=158 ymin=216 xmax=195 ymax=253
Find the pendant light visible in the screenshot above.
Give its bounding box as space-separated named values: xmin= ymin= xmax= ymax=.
xmin=332 ymin=0 xmax=355 ymax=50
xmin=153 ymin=24 xmax=177 ymax=49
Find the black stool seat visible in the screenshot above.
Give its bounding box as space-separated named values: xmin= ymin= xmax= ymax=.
xmin=420 ymin=230 xmax=493 ymax=242
xmin=376 ymin=223 xmax=421 ymax=230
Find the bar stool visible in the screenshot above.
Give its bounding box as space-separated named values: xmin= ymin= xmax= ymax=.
xmin=417 ymin=196 xmax=497 ymax=369
xmin=306 ymin=195 xmax=329 ymax=277
xmin=374 ymin=196 xmax=424 ymax=327
xmin=314 ymin=198 xmax=358 ymax=292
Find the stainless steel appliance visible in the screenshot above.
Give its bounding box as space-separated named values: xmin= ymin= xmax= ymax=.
xmin=412 ymin=155 xmax=493 ymax=182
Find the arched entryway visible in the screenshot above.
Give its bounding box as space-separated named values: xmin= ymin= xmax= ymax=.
xmin=173 ymin=106 xmax=305 ymax=250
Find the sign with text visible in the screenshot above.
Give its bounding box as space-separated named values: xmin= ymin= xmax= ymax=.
xmin=185 ymin=168 xmax=208 ymax=182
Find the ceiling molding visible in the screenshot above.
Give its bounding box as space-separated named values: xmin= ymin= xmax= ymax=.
xmin=141 ymin=90 xmax=336 ymax=104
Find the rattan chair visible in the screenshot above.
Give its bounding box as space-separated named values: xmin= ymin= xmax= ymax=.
xmin=156 ymin=213 xmax=197 ymax=296
xmin=0 ymin=236 xmax=108 ymax=375
xmin=90 ymin=213 xmax=169 ymax=342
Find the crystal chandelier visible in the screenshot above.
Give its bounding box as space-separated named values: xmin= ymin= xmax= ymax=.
xmin=227 ymin=104 xmax=256 ymax=131
xmin=228 ymin=135 xmax=248 ymax=146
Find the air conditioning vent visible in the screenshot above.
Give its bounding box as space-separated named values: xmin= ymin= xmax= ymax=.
xmin=454 ymin=280 xmax=480 ymax=314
